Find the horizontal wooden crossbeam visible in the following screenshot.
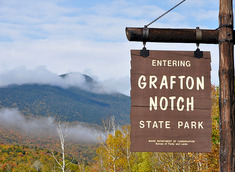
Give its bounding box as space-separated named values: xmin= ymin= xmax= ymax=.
xmin=125 ymin=27 xmax=235 ymax=44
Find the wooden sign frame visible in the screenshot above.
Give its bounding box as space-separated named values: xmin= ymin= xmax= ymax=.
xmin=130 ymin=50 xmax=212 ymax=152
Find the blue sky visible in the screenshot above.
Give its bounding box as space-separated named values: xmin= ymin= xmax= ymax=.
xmin=0 ymin=0 xmax=223 ymax=94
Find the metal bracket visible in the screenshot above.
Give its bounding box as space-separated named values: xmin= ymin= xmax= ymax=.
xmin=140 ymin=25 xmax=150 ymax=58
xmin=140 ymin=46 xmax=149 ymax=58
xmin=196 ymin=27 xmax=202 ymax=42
xmin=194 ymin=27 xmax=203 ymax=58
xmin=218 ymin=14 xmax=233 ymax=44
xmin=194 ymin=48 xmax=203 ymax=59
xmin=143 ymin=25 xmax=149 ymax=41
xmin=219 ymin=39 xmax=233 ymax=43
xmin=219 ymin=24 xmax=233 ymax=28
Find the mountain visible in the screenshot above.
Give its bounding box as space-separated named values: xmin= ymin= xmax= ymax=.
xmin=0 ymin=74 xmax=130 ymax=126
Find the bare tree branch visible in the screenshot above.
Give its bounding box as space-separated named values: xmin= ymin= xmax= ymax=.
xmin=50 ymin=121 xmax=75 ymax=172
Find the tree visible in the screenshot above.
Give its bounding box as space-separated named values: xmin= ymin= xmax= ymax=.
xmin=32 ymin=160 xmax=42 ymax=172
xmin=94 ymin=85 xmax=220 ymax=171
xmin=50 ymin=122 xmax=74 ymax=172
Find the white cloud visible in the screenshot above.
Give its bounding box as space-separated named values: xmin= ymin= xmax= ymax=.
xmin=0 ymin=0 xmax=221 ymax=93
xmin=103 ymin=76 xmax=130 ymax=96
xmin=0 ymin=65 xmax=131 ymax=95
xmin=0 ymin=108 xmax=100 ymax=143
xmin=0 ymin=66 xmax=85 ymax=88
xmin=191 ymin=9 xmax=218 ymax=22
xmin=0 ymin=0 xmax=189 ymax=41
xmin=0 ymin=39 xmax=131 ymax=79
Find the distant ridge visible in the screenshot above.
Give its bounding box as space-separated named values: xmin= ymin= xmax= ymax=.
xmin=0 ymin=74 xmax=130 ymax=126
xmin=60 ymin=73 xmax=100 ymax=92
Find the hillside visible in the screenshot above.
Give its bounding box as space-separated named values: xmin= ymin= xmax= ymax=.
xmin=0 ymin=142 xmax=96 ymax=171
xmin=0 ymin=125 xmax=98 ymax=164
xmin=0 ymin=75 xmax=130 ymax=126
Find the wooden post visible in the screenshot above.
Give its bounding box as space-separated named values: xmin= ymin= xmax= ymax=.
xmin=219 ymin=0 xmax=234 ymax=171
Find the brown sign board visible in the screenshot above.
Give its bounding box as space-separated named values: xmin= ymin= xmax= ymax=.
xmin=130 ymin=50 xmax=212 ymax=152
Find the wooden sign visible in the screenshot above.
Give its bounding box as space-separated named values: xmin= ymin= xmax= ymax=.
xmin=130 ymin=50 xmax=212 ymax=152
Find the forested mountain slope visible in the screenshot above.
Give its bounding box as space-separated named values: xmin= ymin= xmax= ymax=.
xmin=0 ymin=75 xmax=130 ymax=126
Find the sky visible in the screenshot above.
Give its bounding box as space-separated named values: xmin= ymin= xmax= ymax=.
xmin=0 ymin=0 xmax=224 ymax=95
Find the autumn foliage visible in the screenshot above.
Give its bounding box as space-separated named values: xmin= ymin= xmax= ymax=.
xmin=92 ymin=85 xmax=220 ymax=171
xmin=0 ymin=85 xmax=220 ymax=171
